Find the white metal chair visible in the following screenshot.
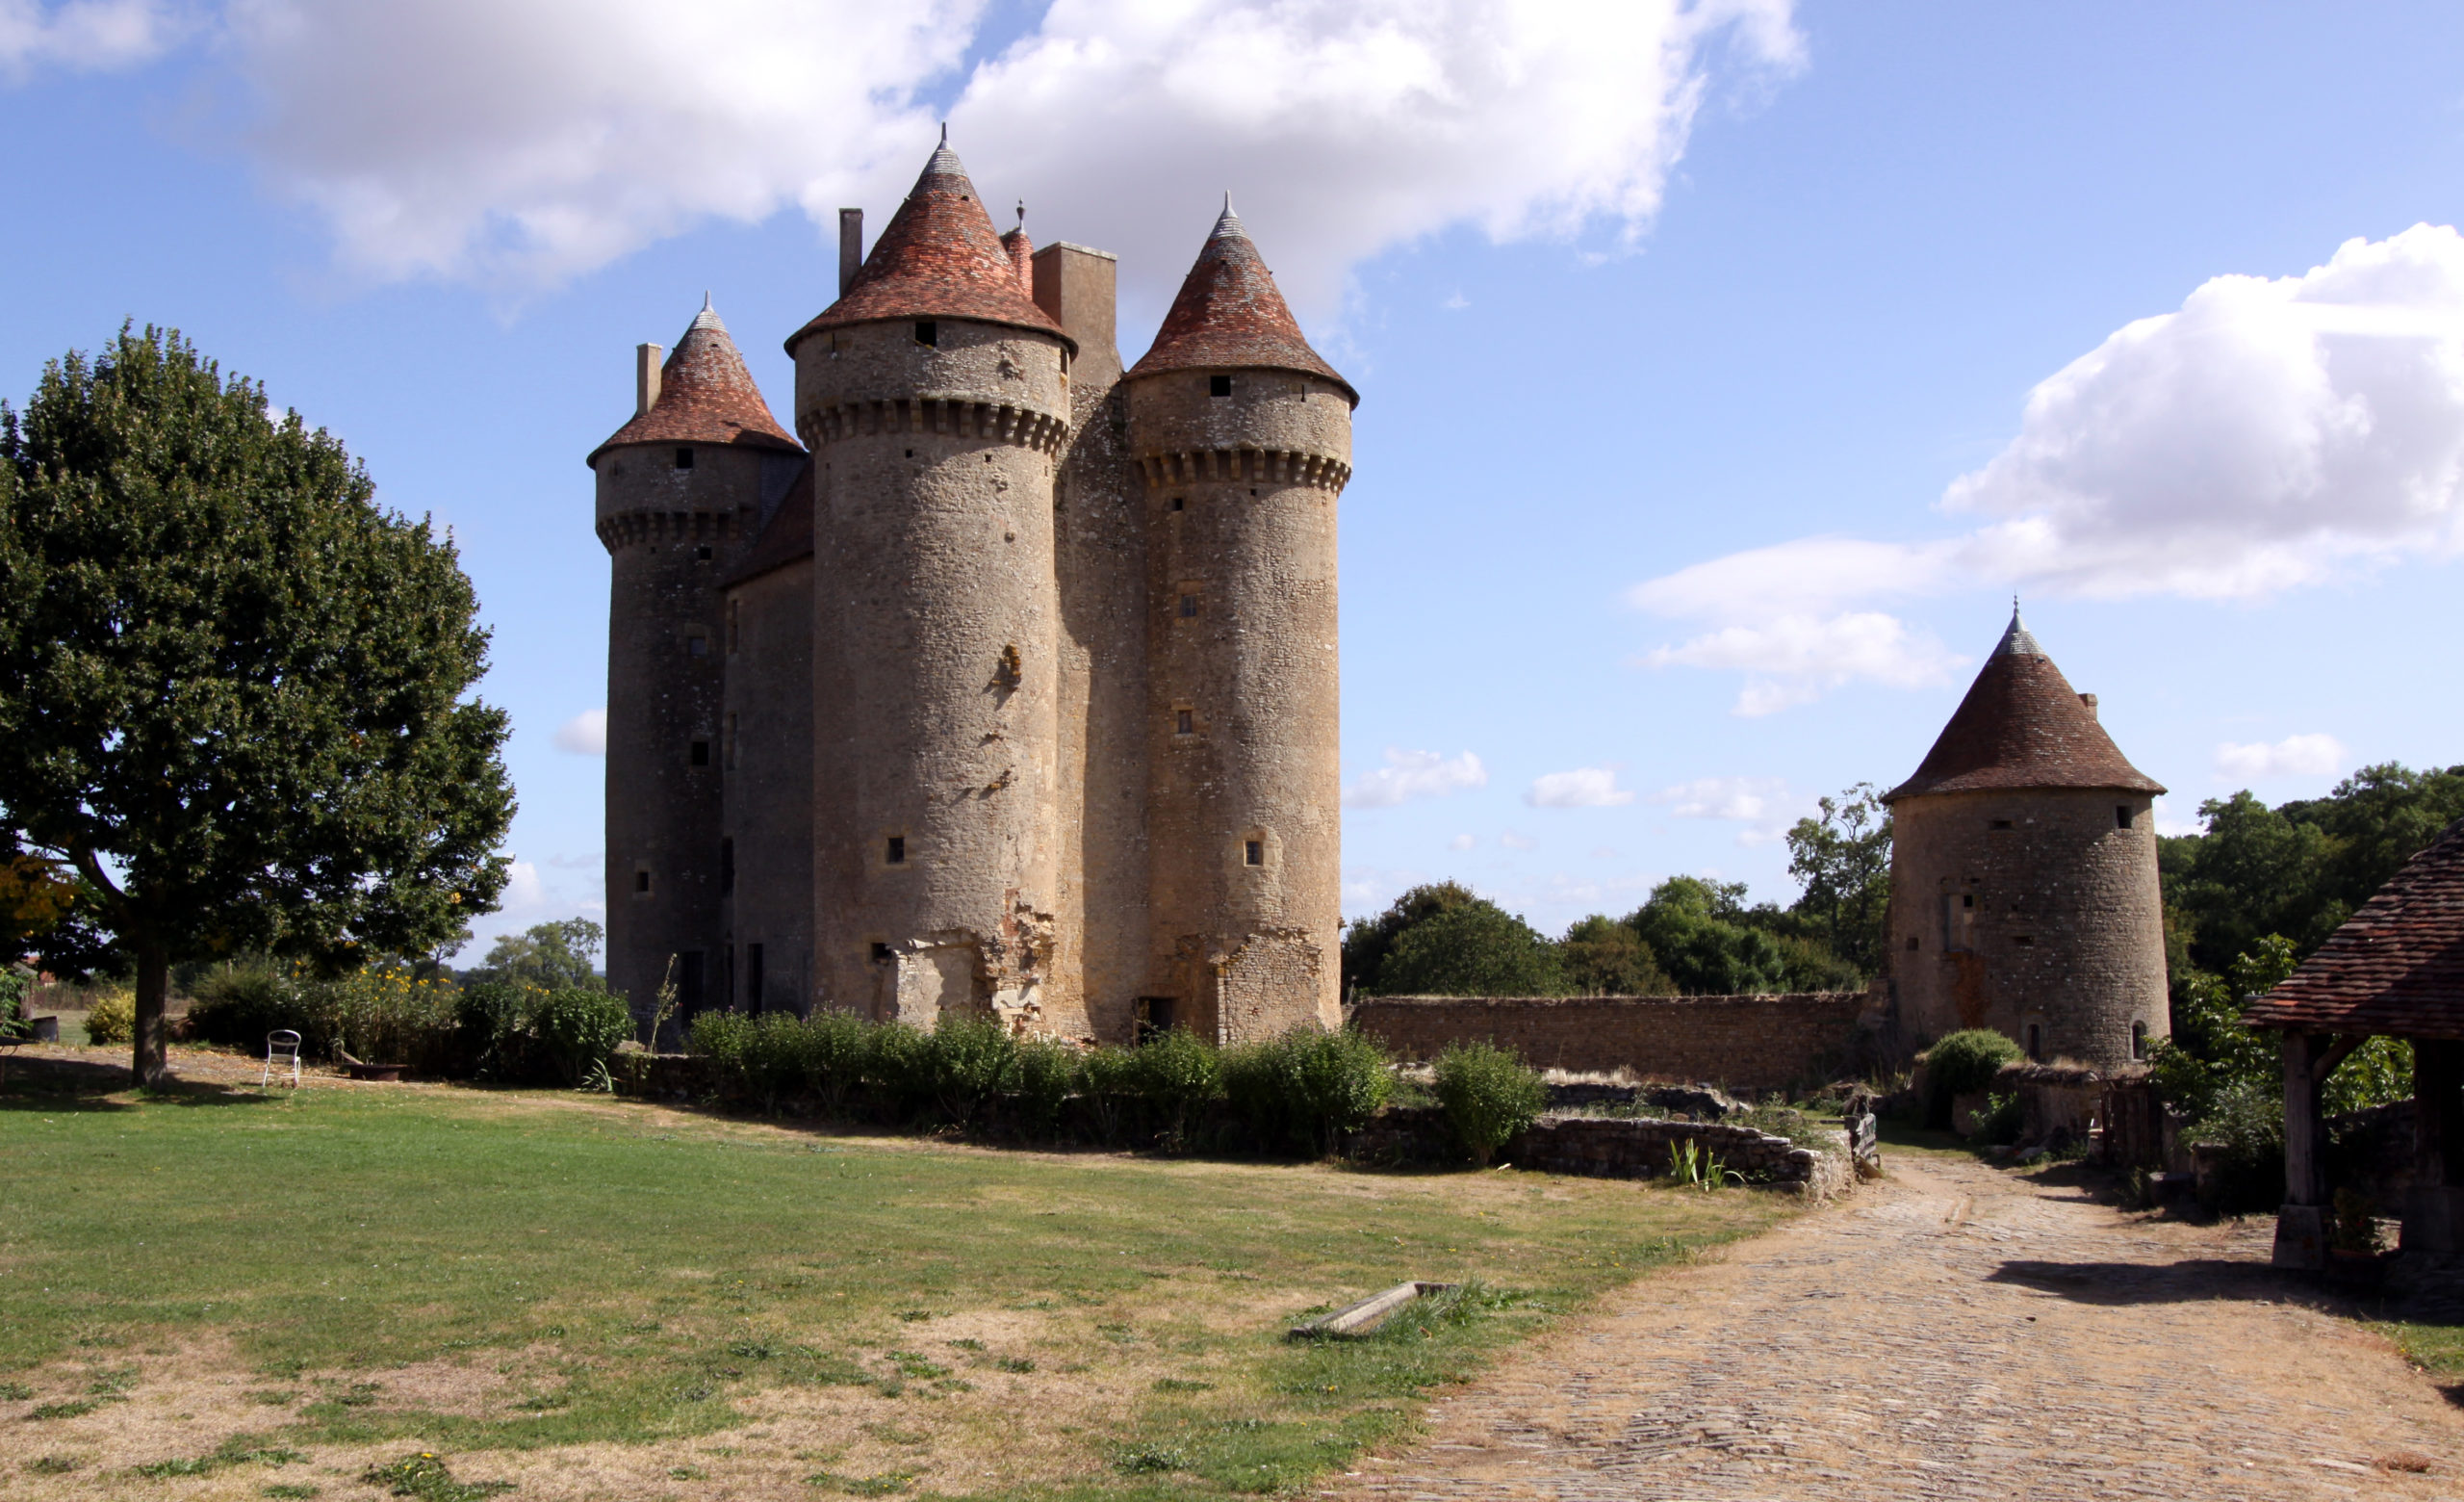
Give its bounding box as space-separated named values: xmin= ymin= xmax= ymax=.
xmin=263 ymin=1029 xmax=302 ymax=1089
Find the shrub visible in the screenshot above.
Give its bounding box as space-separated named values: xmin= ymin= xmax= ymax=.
xmin=1973 ymin=1090 xmax=2025 ymax=1147
xmin=84 ymin=987 xmax=135 ymax=1045
xmin=1922 ymin=1028 xmax=2022 ymax=1126
xmin=318 ymin=969 xmax=462 ymax=1072
xmin=2192 ymin=1077 xmax=2284 ymax=1215
xmin=1009 ymin=1034 xmax=1077 ymax=1138
xmin=1431 ymin=1040 xmax=1546 ymax=1166
xmin=800 ymin=1008 xmax=872 ymax=1117
xmin=863 ymin=1022 xmax=935 ymax=1122
xmin=1077 ymin=1046 xmax=1140 ymax=1146
xmin=1128 ymin=1026 xmax=1222 ymax=1151
xmin=926 ymin=1014 xmax=1017 ymax=1129
xmin=0 ymin=963 xmax=33 ymax=1038
xmin=534 ymin=988 xmax=633 ymax=1089
xmin=1223 ymin=1027 xmax=1391 ymax=1156
xmin=689 ymin=1010 xmax=755 ymax=1076
xmin=453 ymin=981 xmax=542 ymax=1081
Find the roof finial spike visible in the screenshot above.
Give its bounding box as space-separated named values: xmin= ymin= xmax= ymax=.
xmin=703 ymin=290 xmax=712 ymax=312
xmin=1224 ymin=189 xmax=1232 ymax=214
xmin=1015 ymin=199 xmax=1025 ymax=229
xmin=939 ymin=120 xmax=947 ymax=144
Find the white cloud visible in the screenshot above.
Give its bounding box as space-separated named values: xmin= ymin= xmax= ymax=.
xmin=500 ymin=859 xmax=547 ymax=913
xmin=2215 ymin=733 xmax=2345 ymax=782
xmin=29 ymin=0 xmax=1803 ymax=303
xmin=553 ymin=708 xmax=606 ymax=755
xmin=1447 ymin=833 xmax=1476 ymax=852
xmin=1343 ymin=747 xmax=1487 ymax=808
xmin=0 ymin=0 xmax=183 ymax=75
xmin=1642 ymin=612 xmax=1965 ymax=715
xmin=1630 ymin=224 xmax=2464 ymax=708
xmin=1499 ymin=830 xmax=1538 ymax=850
xmin=2150 ymin=796 xmax=2204 ymax=839
xmin=1650 ymin=775 xmax=1787 ymax=821
xmin=1526 ymin=766 xmax=1635 ymax=808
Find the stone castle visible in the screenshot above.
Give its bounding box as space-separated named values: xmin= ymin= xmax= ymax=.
xmin=591 ymin=142 xmax=1352 ymax=1045
xmin=1881 ymin=607 xmax=2169 ymax=1071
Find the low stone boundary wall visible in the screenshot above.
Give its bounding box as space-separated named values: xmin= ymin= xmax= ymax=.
xmin=1352 ymin=1105 xmax=1857 ymax=1200
xmin=1350 ymin=993 xmax=1871 ymax=1092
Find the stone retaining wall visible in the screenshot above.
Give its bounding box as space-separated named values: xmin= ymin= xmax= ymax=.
xmin=1349 ymin=993 xmax=1872 ymax=1092
xmin=1352 ymin=1105 xmax=1858 ymax=1201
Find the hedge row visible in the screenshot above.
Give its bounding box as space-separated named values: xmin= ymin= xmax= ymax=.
xmin=186 ymin=962 xmax=630 ymax=1086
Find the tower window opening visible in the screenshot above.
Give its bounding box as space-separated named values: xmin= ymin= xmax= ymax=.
xmin=1169 ymin=497 xmax=1185 ymax=512
xmin=719 ymin=837 xmax=734 ymax=894
xmin=1906 ymin=936 xmax=1919 ymax=951
xmin=2013 ymin=934 xmax=2035 ymax=946
xmin=2132 ymin=1021 xmax=2149 ymax=1060
xmin=689 ymin=738 xmax=710 ymax=766
xmin=686 ymin=634 xmax=708 ymax=657
xmin=633 ymin=868 xmax=651 ymax=893
xmin=1209 ymin=375 xmax=1232 ymax=398
xmin=675 ymin=447 xmax=695 ymax=470
xmin=1175 ymin=708 xmax=1194 ymax=736
xmin=914 ymin=321 xmax=937 ymax=347
xmin=1962 ymin=893 xmax=1974 ymax=909
xmin=727 ymin=600 xmax=740 ymax=653
xmin=886 ymin=835 xmax=906 ymax=866
xmin=1245 ymin=840 xmax=1263 ymax=867
xmin=747 ymin=943 xmax=765 ymax=1014
xmin=1989 ymin=818 xmax=2014 ymax=830
xmin=1178 ymin=594 xmax=1198 ymax=618
xmin=1136 ymin=997 xmax=1176 ymax=1045
xmin=871 ymin=942 xmax=892 ymax=963
xmin=2117 ymin=804 xmax=2135 ymax=829
xmin=2025 ymin=1023 xmax=2042 ymax=1061
xmin=695 ymin=544 xmax=712 ymax=560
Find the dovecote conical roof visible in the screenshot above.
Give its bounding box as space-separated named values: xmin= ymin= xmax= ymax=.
xmin=1882 ymin=607 xmax=2165 ymax=802
xmin=784 ymin=142 xmax=1068 ymax=354
xmin=1125 ymin=200 xmax=1355 ymax=404
xmin=589 ymin=298 xmax=801 ymax=468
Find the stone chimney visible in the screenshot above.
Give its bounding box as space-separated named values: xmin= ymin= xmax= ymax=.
xmin=1001 ymin=201 xmax=1033 ymax=298
xmin=634 ymin=343 xmax=662 ymax=417
xmin=2078 ymin=692 xmax=2098 ymax=719
xmin=838 ymin=208 xmax=863 ymax=296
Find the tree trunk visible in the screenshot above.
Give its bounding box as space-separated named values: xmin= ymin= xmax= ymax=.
xmin=133 ymin=941 xmax=170 ymax=1089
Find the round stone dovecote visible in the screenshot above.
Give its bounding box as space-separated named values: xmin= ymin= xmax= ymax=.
xmin=1882 ymin=609 xmax=2169 ymax=1071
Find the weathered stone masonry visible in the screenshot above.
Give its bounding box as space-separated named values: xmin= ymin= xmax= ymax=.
xmin=1349 ymin=993 xmax=1873 ymax=1093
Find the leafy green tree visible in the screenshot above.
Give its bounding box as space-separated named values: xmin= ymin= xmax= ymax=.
xmin=474 ymin=919 xmax=604 ymax=991
xmin=1783 ymin=783 xmax=1892 ymax=974
xmin=1375 ymin=898 xmax=1565 ymax=997
xmin=1341 ymin=881 xmax=1476 ymax=996
xmin=2151 ymin=934 xmax=2412 ymax=1121
xmin=1622 ymin=877 xmax=1792 ymax=996
xmin=1558 ymin=914 xmax=1672 ymax=995
xmin=0 ymin=326 xmax=514 ymax=1085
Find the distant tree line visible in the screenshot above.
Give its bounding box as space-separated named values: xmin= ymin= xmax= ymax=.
xmin=1342 ymin=785 xmax=1892 ymax=998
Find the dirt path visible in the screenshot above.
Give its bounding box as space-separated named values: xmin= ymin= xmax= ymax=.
xmin=1341 ymin=1151 xmax=2460 ymax=1502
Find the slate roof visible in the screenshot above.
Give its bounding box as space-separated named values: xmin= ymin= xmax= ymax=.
xmin=2244 ymin=815 xmax=2464 ymax=1041
xmin=785 ymin=143 xmax=1069 ymax=354
xmin=1124 ymin=201 xmax=1356 ymax=403
xmin=589 ymin=299 xmax=802 ymax=468
xmin=1882 ymin=608 xmax=2165 ymax=802
xmin=721 ymin=458 xmax=815 ymax=589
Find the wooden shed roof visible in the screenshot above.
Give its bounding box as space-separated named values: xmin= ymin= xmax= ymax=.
xmin=2244 ymin=815 xmax=2464 ymax=1041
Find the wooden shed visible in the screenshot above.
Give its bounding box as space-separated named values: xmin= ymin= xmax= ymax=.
xmin=2244 ymin=817 xmax=2464 ymax=1270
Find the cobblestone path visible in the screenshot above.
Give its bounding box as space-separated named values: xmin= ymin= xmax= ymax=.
xmin=1342 ymin=1151 xmax=2461 ymax=1502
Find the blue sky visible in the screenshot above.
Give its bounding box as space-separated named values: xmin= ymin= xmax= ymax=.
xmin=6 ymin=1 xmax=2464 ymax=955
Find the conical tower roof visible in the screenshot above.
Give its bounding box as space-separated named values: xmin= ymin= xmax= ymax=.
xmin=589 ymin=297 xmax=802 ymax=468
xmin=1882 ymin=606 xmax=2165 ymax=802
xmin=785 ymin=142 xmax=1068 ymax=353
xmin=1125 ymin=199 xmax=1355 ymax=404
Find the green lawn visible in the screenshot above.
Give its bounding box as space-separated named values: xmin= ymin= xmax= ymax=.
xmin=0 ymin=1058 xmax=1793 ymax=1499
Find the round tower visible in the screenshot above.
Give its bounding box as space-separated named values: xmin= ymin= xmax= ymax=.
xmin=591 ymin=298 xmax=804 ymax=1029
xmin=785 ymin=142 xmax=1076 ymax=1028
xmin=1881 ymin=607 xmax=2169 ymax=1070
xmin=1121 ymin=201 xmax=1355 ymax=1042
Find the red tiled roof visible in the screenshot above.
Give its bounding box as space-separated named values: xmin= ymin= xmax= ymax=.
xmin=588 ymin=300 xmax=801 ymax=468
xmin=1883 ymin=609 xmax=2165 ymax=802
xmin=720 ymin=458 xmax=814 ymax=589
xmin=1124 ymin=204 xmax=1356 ymax=403
xmin=2244 ymin=815 xmax=2464 ymax=1040
xmin=785 ymin=144 xmax=1068 ymax=354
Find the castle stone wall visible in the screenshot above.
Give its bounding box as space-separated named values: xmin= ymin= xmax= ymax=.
xmin=796 ymin=316 xmax=1072 ymax=1028
xmin=1886 ymin=786 xmax=2167 ymax=1069
xmin=1349 ymin=994 xmax=1870 ymax=1092
xmin=720 ymin=555 xmax=814 ymax=1014
xmin=1126 ymin=369 xmax=1349 ymax=1039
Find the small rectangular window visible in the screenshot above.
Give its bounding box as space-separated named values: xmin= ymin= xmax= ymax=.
xmin=727 ymin=599 xmax=741 ymax=653
xmin=1169 ymin=497 xmax=1185 ymax=512
xmin=871 ymin=942 xmax=893 ymax=963
xmin=914 ymin=320 xmax=937 ymax=347
xmin=689 ymin=738 xmax=710 ymax=766
xmin=686 ymin=634 xmax=708 ymax=657
xmin=675 ymin=447 xmax=695 ymax=470
xmin=1906 ymin=936 xmax=1919 ymax=951
xmin=1244 ymin=840 xmax=1263 ymax=867
xmin=1174 ymin=709 xmax=1194 ymax=736
xmin=1989 ymin=818 xmax=2014 ymax=830
xmin=886 ymin=835 xmax=906 ymax=865
xmin=633 ymin=868 xmax=651 ymax=893
xmin=1209 ymin=375 xmax=1232 ymax=398
xmin=2116 ymin=805 xmax=2134 ymax=829
xmin=694 ymin=544 xmax=711 ymax=560
xmin=747 ymin=943 xmax=764 ymax=1013
xmin=1962 ymin=893 xmax=1974 ymax=909
xmin=1178 ymin=594 xmax=1198 ymax=618
xmin=2013 ymin=935 xmax=2035 ymax=946
xmin=719 ymin=837 xmax=734 ymax=894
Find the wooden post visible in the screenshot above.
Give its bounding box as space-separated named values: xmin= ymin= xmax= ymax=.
xmin=2272 ymin=1030 xmax=2328 ymax=1269
xmin=2402 ymin=1038 xmax=2464 ymax=1255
